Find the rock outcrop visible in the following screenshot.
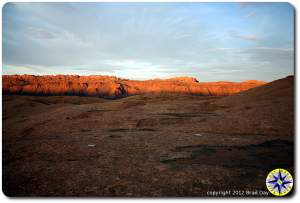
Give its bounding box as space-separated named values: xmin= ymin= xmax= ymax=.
xmin=2 ymin=75 xmax=266 ymax=98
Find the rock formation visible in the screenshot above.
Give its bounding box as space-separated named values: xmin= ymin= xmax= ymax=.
xmin=2 ymin=75 xmax=266 ymax=98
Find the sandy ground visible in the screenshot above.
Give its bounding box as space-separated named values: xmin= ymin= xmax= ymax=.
xmin=2 ymin=76 xmax=294 ymax=197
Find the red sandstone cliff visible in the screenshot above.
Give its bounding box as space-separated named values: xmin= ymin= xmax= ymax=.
xmin=2 ymin=75 xmax=266 ymax=98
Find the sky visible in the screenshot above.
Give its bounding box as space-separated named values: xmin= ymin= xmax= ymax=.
xmin=2 ymin=2 xmax=294 ymax=82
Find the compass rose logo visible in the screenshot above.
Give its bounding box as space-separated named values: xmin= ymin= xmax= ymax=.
xmin=266 ymin=168 xmax=293 ymax=196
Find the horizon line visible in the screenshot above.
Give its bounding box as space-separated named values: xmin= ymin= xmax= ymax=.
xmin=2 ymin=73 xmax=293 ymax=83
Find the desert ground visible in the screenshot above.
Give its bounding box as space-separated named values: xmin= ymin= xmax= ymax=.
xmin=2 ymin=76 xmax=294 ymax=197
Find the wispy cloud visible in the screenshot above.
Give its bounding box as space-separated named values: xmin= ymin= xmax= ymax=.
xmin=27 ymin=26 xmax=57 ymax=39
xmin=245 ymin=11 xmax=257 ymax=18
xmin=173 ymin=33 xmax=193 ymax=39
xmin=252 ymin=47 xmax=293 ymax=52
xmin=237 ymin=2 xmax=269 ymax=9
xmin=229 ymin=30 xmax=262 ymax=41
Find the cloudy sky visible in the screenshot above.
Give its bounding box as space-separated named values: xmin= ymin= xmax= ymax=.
xmin=2 ymin=2 xmax=294 ymax=81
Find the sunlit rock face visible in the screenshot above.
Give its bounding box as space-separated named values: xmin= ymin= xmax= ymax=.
xmin=2 ymin=75 xmax=266 ymax=98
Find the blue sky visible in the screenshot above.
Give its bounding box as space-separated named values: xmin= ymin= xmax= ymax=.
xmin=2 ymin=2 xmax=294 ymax=81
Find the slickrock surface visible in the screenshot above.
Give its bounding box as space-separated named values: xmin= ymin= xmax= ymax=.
xmin=2 ymin=75 xmax=266 ymax=98
xmin=2 ymin=76 xmax=294 ymax=197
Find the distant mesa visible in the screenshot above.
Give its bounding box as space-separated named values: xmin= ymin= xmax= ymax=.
xmin=2 ymin=74 xmax=267 ymax=98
